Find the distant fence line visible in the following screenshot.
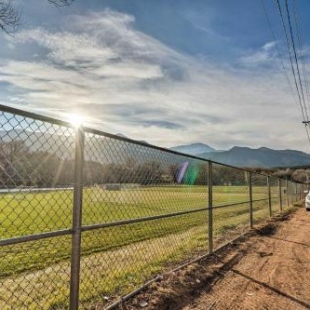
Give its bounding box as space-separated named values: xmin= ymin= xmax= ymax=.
xmin=0 ymin=103 xmax=305 ymax=310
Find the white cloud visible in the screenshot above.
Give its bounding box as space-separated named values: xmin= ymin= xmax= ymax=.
xmin=17 ymin=28 xmax=116 ymax=67
xmin=262 ymin=41 xmax=277 ymax=51
xmin=0 ymin=10 xmax=307 ymax=152
xmin=239 ymin=41 xmax=277 ymax=66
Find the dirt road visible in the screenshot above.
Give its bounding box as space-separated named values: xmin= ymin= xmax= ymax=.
xmin=183 ymin=207 xmax=310 ymax=310
xmin=125 ymin=207 xmax=310 ymax=310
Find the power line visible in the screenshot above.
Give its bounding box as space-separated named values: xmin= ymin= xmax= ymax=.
xmin=292 ymin=0 xmax=310 ymax=117
xmin=273 ymin=0 xmax=310 ymax=148
xmin=261 ymin=0 xmax=298 ymax=110
xmin=283 ymin=0 xmax=310 ymax=146
xmin=275 ymin=0 xmax=307 ymax=122
xmin=284 ymin=0 xmax=309 ymax=120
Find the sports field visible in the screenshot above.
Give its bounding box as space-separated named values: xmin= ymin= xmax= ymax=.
xmin=0 ymin=185 xmax=279 ymax=309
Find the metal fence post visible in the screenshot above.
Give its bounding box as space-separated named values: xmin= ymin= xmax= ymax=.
xmin=302 ymin=183 xmax=305 ymax=200
xmin=267 ymin=176 xmax=272 ymax=217
xmin=286 ymin=178 xmax=289 ymax=207
xmin=279 ymin=178 xmax=282 ymax=212
xmin=69 ymin=126 xmax=85 ymax=310
xmin=249 ymin=171 xmax=253 ymax=228
xmin=208 ymin=161 xmax=213 ymax=254
xmin=295 ymin=182 xmax=298 ymax=203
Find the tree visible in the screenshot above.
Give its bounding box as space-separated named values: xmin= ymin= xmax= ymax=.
xmin=0 ymin=0 xmax=20 ymax=34
xmin=167 ymin=164 xmax=179 ymax=183
xmin=291 ymin=169 xmax=310 ymax=183
xmin=137 ymin=161 xmax=162 ymax=185
xmin=0 ymin=0 xmax=74 ymax=34
xmin=0 ymin=140 xmax=30 ymax=186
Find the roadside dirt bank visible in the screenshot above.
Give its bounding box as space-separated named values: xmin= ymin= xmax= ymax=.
xmin=121 ymin=206 xmax=310 ymax=310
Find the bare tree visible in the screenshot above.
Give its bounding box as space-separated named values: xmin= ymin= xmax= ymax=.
xmin=0 ymin=0 xmax=20 ymax=34
xmin=0 ymin=0 xmax=74 ymax=35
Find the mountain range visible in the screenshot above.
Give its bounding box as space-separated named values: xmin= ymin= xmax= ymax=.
xmin=169 ymin=143 xmax=310 ymax=168
xmin=2 ymin=129 xmax=310 ymax=168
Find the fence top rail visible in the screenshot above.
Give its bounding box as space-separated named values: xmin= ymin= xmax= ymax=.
xmin=83 ymin=126 xmax=263 ymax=173
xmin=83 ymin=126 xmax=212 ymax=162
xmin=0 ymin=103 xmax=73 ymax=128
xmin=0 ymin=103 xmax=304 ymax=183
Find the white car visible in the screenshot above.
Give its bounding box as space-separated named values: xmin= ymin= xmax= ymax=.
xmin=305 ymin=191 xmax=310 ymax=211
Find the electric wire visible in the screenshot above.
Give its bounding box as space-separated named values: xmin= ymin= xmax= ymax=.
xmin=292 ymin=0 xmax=310 ymax=116
xmin=284 ymin=0 xmax=309 ymax=121
xmin=262 ymin=0 xmax=310 ymax=144
xmin=275 ymin=0 xmax=307 ymax=122
xmin=284 ymin=0 xmax=310 ymax=145
xmin=274 ymin=0 xmax=310 ymax=147
xmin=261 ymin=0 xmax=298 ymax=111
xmin=291 ymin=0 xmax=310 ymax=144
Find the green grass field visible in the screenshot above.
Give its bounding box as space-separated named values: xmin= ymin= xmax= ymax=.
xmin=0 ymin=185 xmax=273 ymax=238
xmin=0 ymin=185 xmax=287 ymax=309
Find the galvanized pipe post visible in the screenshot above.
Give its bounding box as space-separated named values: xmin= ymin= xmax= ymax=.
xmin=295 ymin=182 xmax=298 ymax=203
xmin=249 ymin=171 xmax=253 ymax=228
xmin=267 ymin=176 xmax=272 ymax=217
xmin=286 ymin=178 xmax=289 ymax=207
xmin=69 ymin=126 xmax=85 ymax=310
xmin=279 ymin=178 xmax=282 ymax=212
xmin=208 ymin=161 xmax=213 ymax=254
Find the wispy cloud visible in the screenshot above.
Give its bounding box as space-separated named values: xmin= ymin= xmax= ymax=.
xmin=0 ymin=9 xmax=305 ymax=151
xmin=239 ymin=41 xmax=278 ymax=66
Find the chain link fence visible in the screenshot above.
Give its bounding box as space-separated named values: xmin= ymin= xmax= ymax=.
xmin=0 ymin=104 xmax=306 ymax=309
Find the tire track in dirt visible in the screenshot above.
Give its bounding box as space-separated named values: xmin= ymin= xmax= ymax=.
xmin=124 ymin=207 xmax=310 ymax=310
xmin=182 ymin=208 xmax=310 ymax=310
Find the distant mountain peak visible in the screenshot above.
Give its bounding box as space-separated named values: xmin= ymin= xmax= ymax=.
xmin=230 ymin=146 xmax=249 ymax=151
xmin=257 ymin=146 xmax=272 ymax=151
xmin=187 ymin=142 xmax=211 ymax=147
xmin=198 ymin=145 xmax=310 ymax=168
xmin=170 ymin=143 xmax=216 ymax=156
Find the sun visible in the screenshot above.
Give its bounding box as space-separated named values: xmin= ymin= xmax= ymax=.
xmin=68 ymin=113 xmax=84 ymax=127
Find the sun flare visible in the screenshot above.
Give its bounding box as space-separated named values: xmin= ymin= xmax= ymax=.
xmin=68 ymin=113 xmax=84 ymax=127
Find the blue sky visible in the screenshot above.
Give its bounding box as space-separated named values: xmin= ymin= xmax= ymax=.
xmin=1 ymin=0 xmax=310 ymax=152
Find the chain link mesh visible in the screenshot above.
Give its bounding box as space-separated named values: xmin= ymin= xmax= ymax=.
xmin=269 ymin=176 xmax=280 ymax=215
xmin=0 ymin=107 xmax=305 ymax=309
xmin=0 ymin=110 xmax=74 ymax=309
xmin=251 ymin=173 xmax=269 ymax=224
xmin=212 ymin=164 xmax=250 ymax=248
xmin=79 ymin=131 xmax=210 ymax=307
